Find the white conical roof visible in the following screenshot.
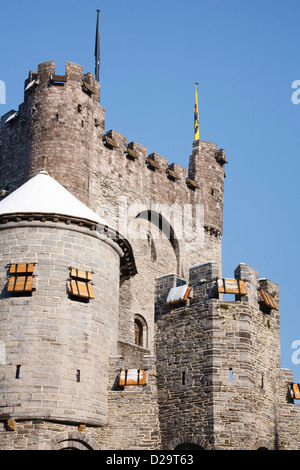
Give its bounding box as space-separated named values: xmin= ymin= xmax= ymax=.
xmin=0 ymin=171 xmax=108 ymax=226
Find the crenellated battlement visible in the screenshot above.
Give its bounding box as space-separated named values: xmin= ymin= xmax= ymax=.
xmin=101 ymin=127 xmax=225 ymax=195
xmin=155 ymin=261 xmax=280 ymax=314
xmin=24 ymin=61 xmax=101 ymax=103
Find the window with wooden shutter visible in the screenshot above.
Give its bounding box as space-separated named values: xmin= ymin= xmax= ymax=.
xmin=165 ymin=284 xmax=191 ymax=306
xmin=119 ymin=369 xmax=146 ymax=387
xmin=292 ymin=383 xmax=300 ymax=399
xmin=69 ymin=268 xmax=95 ymax=300
xmin=258 ymin=289 xmax=278 ymax=311
xmin=7 ymin=263 xmax=35 ymax=294
xmin=217 ymin=278 xmax=247 ymax=296
xmin=126 ymin=147 xmax=139 ymax=160
xmin=166 ymin=168 xmax=180 ymax=181
xmin=103 ymin=134 xmax=117 ymax=149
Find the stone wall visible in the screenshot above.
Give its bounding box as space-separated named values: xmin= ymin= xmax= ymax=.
xmin=97 ymin=350 xmax=161 ymax=450
xmin=0 ymin=343 xmax=162 ymax=450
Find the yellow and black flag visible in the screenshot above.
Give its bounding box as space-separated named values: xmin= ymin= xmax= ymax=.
xmin=194 ymin=82 xmax=199 ymax=141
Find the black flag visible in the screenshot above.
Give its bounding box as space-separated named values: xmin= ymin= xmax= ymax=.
xmin=95 ymin=10 xmax=100 ymax=81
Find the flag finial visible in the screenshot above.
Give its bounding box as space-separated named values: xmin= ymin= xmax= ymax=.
xmin=194 ymin=82 xmax=199 ymax=141
xmin=95 ymin=10 xmax=100 ymax=82
xmin=41 ymin=156 xmax=48 ymax=175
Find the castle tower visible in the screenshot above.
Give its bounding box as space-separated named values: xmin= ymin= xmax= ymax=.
xmin=0 ymin=169 xmax=135 ymax=441
xmin=0 ymin=61 xmax=104 ymax=206
xmin=155 ymin=262 xmax=282 ymax=450
xmin=0 ymin=60 xmax=226 ymax=355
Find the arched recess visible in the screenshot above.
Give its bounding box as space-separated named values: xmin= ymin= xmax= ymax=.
xmin=118 ymin=207 xmax=181 ymax=351
xmin=135 ymin=210 xmax=181 ymax=275
xmin=43 ymin=431 xmax=100 ymax=450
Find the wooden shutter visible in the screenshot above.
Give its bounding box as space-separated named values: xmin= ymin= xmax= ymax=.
xmin=126 ymin=147 xmax=139 ymax=160
xmin=165 ymin=285 xmax=191 ymax=305
xmin=217 ymin=278 xmax=247 ymax=296
xmin=70 ymin=269 xmax=92 ymax=281
xmin=186 ymin=178 xmax=200 ymax=189
xmin=70 ymin=280 xmax=88 ymax=298
xmin=82 ymin=81 xmax=96 ymax=95
xmin=7 ymin=263 xmax=35 ymax=294
xmin=119 ymin=370 xmax=127 ymax=386
xmin=103 ymin=135 xmax=117 ymax=148
xmin=293 ymin=383 xmax=300 ymax=399
xmin=167 ymin=169 xmax=180 ymax=180
xmin=69 ymin=268 xmax=94 ymax=300
xmin=87 ymin=283 xmax=95 ymax=300
xmin=146 ymin=157 xmax=160 ymax=169
xmin=10 ymin=263 xmax=34 ymax=275
xmin=119 ymin=369 xmax=146 ymax=386
xmin=259 ymin=289 xmax=278 ymax=311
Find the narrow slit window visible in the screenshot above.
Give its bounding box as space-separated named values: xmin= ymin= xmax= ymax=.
xmin=261 ymin=371 xmax=264 ymax=389
xmin=76 ymin=370 xmax=81 ymax=382
xmin=182 ymin=371 xmax=186 ymax=385
xmin=16 ymin=365 xmax=21 ymax=379
xmin=229 ymin=368 xmax=233 ymax=382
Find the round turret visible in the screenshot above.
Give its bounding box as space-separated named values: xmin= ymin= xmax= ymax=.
xmin=0 ymin=61 xmax=105 ymax=206
xmin=0 ymin=170 xmax=132 ymax=427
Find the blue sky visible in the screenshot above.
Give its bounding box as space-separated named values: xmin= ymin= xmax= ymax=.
xmin=1 ymin=0 xmax=300 ymax=381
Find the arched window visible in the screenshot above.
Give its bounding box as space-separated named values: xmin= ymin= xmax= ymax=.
xmin=135 ymin=319 xmax=143 ymax=346
xmin=134 ymin=315 xmax=147 ymax=348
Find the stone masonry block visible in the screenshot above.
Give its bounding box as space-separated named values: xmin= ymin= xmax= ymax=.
xmin=234 ymin=263 xmax=259 ymax=305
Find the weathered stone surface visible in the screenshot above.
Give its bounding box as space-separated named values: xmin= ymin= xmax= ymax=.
xmin=0 ymin=61 xmax=299 ymax=451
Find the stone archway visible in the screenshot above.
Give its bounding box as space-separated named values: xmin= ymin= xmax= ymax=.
xmin=43 ymin=431 xmax=100 ymax=450
xmin=167 ymin=436 xmax=211 ymax=450
xmin=254 ymin=438 xmax=272 ymax=450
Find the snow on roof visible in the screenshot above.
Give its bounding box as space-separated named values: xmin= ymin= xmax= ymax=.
xmin=0 ymin=171 xmax=108 ymax=226
xmin=165 ymin=284 xmax=191 ymax=305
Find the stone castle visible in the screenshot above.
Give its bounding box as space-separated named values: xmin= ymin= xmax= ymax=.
xmin=0 ymin=60 xmax=300 ymax=450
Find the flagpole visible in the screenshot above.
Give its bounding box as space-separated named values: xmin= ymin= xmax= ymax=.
xmin=95 ymin=10 xmax=100 ymax=82
xmin=194 ymin=82 xmax=199 ymax=142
